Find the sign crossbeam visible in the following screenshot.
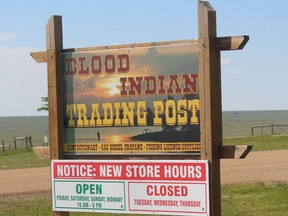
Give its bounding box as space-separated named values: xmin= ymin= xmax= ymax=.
xmin=31 ymin=36 xmax=249 ymax=63
xmin=31 ymin=39 xmax=196 ymax=63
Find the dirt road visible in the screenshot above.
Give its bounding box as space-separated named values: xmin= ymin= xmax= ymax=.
xmin=0 ymin=150 xmax=287 ymax=194
xmin=221 ymin=149 xmax=288 ymax=184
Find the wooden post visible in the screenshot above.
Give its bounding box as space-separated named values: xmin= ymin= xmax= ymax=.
xmin=198 ymin=1 xmax=222 ymax=215
xmin=46 ymin=15 xmax=69 ymax=216
xmin=29 ymin=136 xmax=33 ymax=147
xmin=2 ymin=141 xmax=4 ymax=152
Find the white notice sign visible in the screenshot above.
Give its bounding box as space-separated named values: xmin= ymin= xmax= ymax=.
xmin=51 ymin=160 xmax=209 ymax=215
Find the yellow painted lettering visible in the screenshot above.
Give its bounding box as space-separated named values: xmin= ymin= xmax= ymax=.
xmin=114 ymin=102 xmax=121 ymax=126
xmin=153 ymin=101 xmax=164 ymax=126
xmin=89 ymin=103 xmax=102 ymax=126
xmin=177 ymin=99 xmax=188 ymax=125
xmin=76 ymin=104 xmax=89 ymax=127
xmin=102 ymin=103 xmax=113 ymax=126
xmin=165 ymin=100 xmax=176 ymax=126
xmin=66 ymin=104 xmax=76 ymax=127
xmin=122 ymin=102 xmax=135 ymax=126
xmin=137 ymin=101 xmax=147 ymax=126
xmin=188 ymin=99 xmax=200 ymax=124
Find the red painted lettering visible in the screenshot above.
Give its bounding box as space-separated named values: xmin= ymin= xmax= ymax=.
xmin=146 ymin=185 xmax=188 ymax=197
xmin=105 ymin=55 xmax=115 ymax=73
xmin=79 ymin=57 xmax=89 ymax=75
xmin=117 ymin=54 xmax=129 ymax=72
xmin=65 ymin=58 xmax=77 ymax=74
xmin=91 ymin=55 xmax=101 ymax=74
xmin=63 ymin=54 xmax=130 ymax=75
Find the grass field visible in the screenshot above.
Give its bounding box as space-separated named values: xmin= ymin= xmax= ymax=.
xmin=222 ymin=183 xmax=288 ymax=216
xmin=224 ymin=135 xmax=288 ymax=151
xmin=0 ymin=183 xmax=287 ymax=216
xmin=0 ymin=148 xmax=49 ymax=170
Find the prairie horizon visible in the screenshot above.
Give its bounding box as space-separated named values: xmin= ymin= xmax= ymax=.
xmin=0 ymin=110 xmax=288 ymax=148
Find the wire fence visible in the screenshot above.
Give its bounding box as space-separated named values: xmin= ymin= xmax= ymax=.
xmin=1 ymin=136 xmax=32 ymax=152
xmin=251 ymin=124 xmax=288 ymax=136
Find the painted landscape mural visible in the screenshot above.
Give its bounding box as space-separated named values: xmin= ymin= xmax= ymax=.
xmin=61 ymin=42 xmax=200 ymax=155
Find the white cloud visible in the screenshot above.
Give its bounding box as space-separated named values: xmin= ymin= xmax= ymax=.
xmin=0 ymin=33 xmax=18 ymax=43
xmin=221 ymin=58 xmax=232 ymax=64
xmin=0 ymin=45 xmax=44 ymax=76
xmin=0 ymin=45 xmax=47 ymax=116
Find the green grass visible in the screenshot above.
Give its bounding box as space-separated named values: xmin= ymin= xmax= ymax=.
xmin=0 ymin=183 xmax=287 ymax=216
xmin=224 ymin=135 xmax=288 ymax=151
xmin=222 ymin=183 xmax=288 ymax=216
xmin=0 ymin=148 xmax=50 ymax=170
xmin=0 ymin=194 xmax=52 ymax=216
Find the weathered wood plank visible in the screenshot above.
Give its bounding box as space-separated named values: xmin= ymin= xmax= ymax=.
xmin=198 ymin=1 xmax=222 ymax=215
xmin=216 ymin=35 xmax=249 ymax=51
xmin=46 ymin=15 xmax=64 ymax=160
xmin=30 ymin=39 xmax=197 ymax=63
xmin=46 ymin=15 xmax=69 ymax=216
xmin=30 ymin=51 xmax=47 ymax=63
xmin=220 ymin=145 xmax=253 ymax=159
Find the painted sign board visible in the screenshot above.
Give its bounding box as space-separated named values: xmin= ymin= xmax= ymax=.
xmin=51 ymin=160 xmax=209 ymax=215
xmin=61 ymin=42 xmax=200 ymax=155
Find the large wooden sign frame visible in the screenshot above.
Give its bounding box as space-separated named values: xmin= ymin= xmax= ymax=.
xmin=31 ymin=2 xmax=250 ymax=216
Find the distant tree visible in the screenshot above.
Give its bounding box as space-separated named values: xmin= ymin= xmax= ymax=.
xmin=37 ymin=96 xmax=48 ymax=112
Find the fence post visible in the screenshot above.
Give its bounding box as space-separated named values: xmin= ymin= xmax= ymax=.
xmin=29 ymin=136 xmax=32 ymax=147
xmin=2 ymin=140 xmax=4 ymax=152
xmin=271 ymin=123 xmax=274 ymax=135
xmin=14 ymin=137 xmax=17 ymax=149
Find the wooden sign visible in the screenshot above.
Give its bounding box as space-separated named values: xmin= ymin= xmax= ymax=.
xmin=31 ymin=1 xmax=250 ymax=216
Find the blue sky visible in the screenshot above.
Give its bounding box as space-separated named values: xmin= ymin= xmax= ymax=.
xmin=0 ymin=0 xmax=287 ymax=116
